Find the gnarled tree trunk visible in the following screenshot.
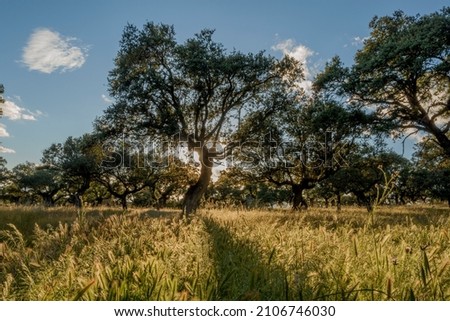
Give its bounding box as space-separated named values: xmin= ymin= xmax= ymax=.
xmin=292 ymin=184 xmax=308 ymax=211
xmin=182 ymin=147 xmax=213 ymax=217
xmin=182 ymin=165 xmax=212 ymax=216
xmin=120 ymin=195 xmax=128 ymax=210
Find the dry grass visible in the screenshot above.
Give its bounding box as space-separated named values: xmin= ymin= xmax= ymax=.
xmin=0 ymin=205 xmax=449 ymax=300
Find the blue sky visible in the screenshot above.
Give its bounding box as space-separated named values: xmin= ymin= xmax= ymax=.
xmin=0 ymin=0 xmax=448 ymax=167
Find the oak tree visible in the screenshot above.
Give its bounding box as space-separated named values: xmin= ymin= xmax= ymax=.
xmin=97 ymin=23 xmax=300 ymax=215
xmin=315 ymin=8 xmax=450 ymax=157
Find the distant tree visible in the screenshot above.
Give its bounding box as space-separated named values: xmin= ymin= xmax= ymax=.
xmin=0 ymin=156 xmax=7 ymax=181
xmin=41 ymin=134 xmax=102 ymax=208
xmin=95 ymin=131 xmax=198 ymax=210
xmin=412 ymin=136 xmax=450 ymax=205
xmin=209 ymin=168 xmax=290 ymax=209
xmin=313 ymin=180 xmax=341 ymax=210
xmin=429 ymin=168 xmax=450 ymax=206
xmin=131 ymin=162 xmax=197 ymax=209
xmin=83 ymin=181 xmax=111 ymax=206
xmin=0 ymin=157 xmax=11 ymax=203
xmin=234 ymin=97 xmax=371 ymax=210
xmin=322 ymin=148 xmax=408 ymax=212
xmin=207 ymin=168 xmax=247 ymax=208
xmin=150 ymin=160 xmax=198 ymax=209
xmin=315 ymin=8 xmax=450 ymax=157
xmin=0 ymin=83 xmax=4 ymax=105
xmin=8 ymin=162 xmax=40 ymax=204
xmin=14 ymin=163 xmax=64 ymax=206
xmin=395 ymin=165 xmax=433 ymax=204
xmin=96 ymin=22 xmax=301 ymax=216
xmin=96 ymin=150 xmax=160 ymax=210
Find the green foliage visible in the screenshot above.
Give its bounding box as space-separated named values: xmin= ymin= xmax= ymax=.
xmin=209 ymin=168 xmax=290 ymax=209
xmin=320 ymin=148 xmax=408 ymax=212
xmin=231 ymin=96 xmax=373 ymax=210
xmin=41 ymin=134 xmax=103 ymax=208
xmin=97 ymin=22 xmax=302 ymax=215
xmin=315 ymin=7 xmax=450 ymax=157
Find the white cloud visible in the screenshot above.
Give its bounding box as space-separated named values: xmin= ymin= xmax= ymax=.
xmin=0 ymin=97 xmax=40 ymax=155
xmin=402 ymin=128 xmax=426 ymax=143
xmin=101 ymin=94 xmax=113 ymax=103
xmin=0 ymin=146 xmax=16 ymax=154
xmin=22 ymin=28 xmax=88 ymax=73
xmin=272 ymin=39 xmax=315 ymax=93
xmin=2 ymin=100 xmax=38 ymax=121
xmin=351 ymin=36 xmax=368 ymax=47
xmin=0 ymin=124 xmax=9 ymax=137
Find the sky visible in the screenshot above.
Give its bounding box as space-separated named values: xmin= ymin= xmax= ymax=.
xmin=0 ymin=0 xmax=448 ymax=168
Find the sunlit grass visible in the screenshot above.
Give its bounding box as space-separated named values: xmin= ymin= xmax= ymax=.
xmin=0 ymin=206 xmax=124 ymax=241
xmin=0 ymin=205 xmax=449 ymax=300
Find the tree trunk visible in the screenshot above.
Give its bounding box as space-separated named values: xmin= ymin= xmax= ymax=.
xmin=41 ymin=194 xmax=55 ymax=207
xmin=95 ymin=196 xmax=104 ymax=206
xmin=156 ymin=187 xmax=174 ymax=210
xmin=73 ymin=193 xmax=84 ymax=209
xmin=74 ymin=177 xmax=90 ymax=209
xmin=423 ymin=115 xmax=450 ymax=158
xmin=120 ymin=195 xmax=128 ymax=210
xmin=336 ymin=192 xmax=341 ymax=212
xmin=159 ymin=195 xmax=169 ymax=208
xmin=354 ymin=191 xmax=372 ymax=213
xmin=182 ymin=164 xmax=212 ymax=217
xmin=292 ymin=184 xmax=308 ymax=211
xmin=309 ymin=197 xmax=315 ymax=207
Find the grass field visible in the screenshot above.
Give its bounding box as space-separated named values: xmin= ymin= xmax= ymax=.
xmin=0 ymin=205 xmax=449 ymax=300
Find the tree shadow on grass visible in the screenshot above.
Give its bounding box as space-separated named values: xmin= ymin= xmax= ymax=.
xmin=202 ymin=215 xmax=397 ymax=301
xmin=203 ymin=216 xmax=309 ymax=300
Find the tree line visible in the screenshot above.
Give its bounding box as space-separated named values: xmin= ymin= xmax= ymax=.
xmin=0 ymin=8 xmax=449 ymax=214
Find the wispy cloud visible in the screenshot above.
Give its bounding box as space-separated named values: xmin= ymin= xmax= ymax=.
xmin=272 ymin=39 xmax=315 ymax=93
xmin=0 ymin=98 xmax=41 ymax=153
xmin=351 ymin=36 xmax=368 ymax=47
xmin=22 ymin=28 xmax=88 ymax=73
xmin=0 ymin=145 xmax=16 ymax=154
xmin=2 ymin=100 xmax=40 ymax=121
xmin=0 ymin=124 xmax=9 ymax=137
xmin=101 ymin=94 xmax=113 ymax=104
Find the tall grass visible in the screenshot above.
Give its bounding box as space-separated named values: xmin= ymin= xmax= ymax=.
xmin=0 ymin=205 xmax=449 ymax=300
xmin=0 ymin=206 xmax=121 ymax=242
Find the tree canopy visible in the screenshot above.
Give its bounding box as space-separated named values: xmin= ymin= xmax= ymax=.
xmin=315 ymin=7 xmax=450 ymax=157
xmin=96 ymin=22 xmax=302 ymax=215
xmin=2 ymin=11 xmax=450 ymax=211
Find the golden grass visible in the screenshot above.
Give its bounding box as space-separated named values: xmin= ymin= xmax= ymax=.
xmin=0 ymin=205 xmax=449 ymax=300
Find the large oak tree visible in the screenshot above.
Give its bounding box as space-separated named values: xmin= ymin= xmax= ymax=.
xmin=315 ymin=8 xmax=450 ymax=157
xmin=97 ymin=23 xmax=301 ymax=215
